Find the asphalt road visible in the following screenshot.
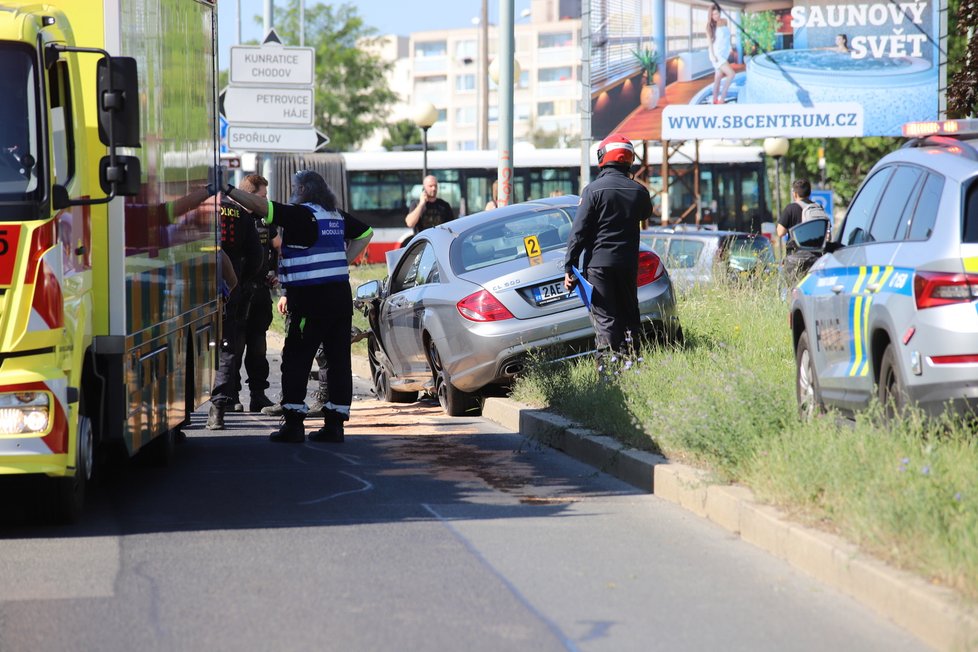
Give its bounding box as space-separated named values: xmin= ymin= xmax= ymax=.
xmin=0 ymin=370 xmax=928 ymax=651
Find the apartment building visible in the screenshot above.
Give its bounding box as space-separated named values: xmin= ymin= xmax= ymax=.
xmin=363 ymin=0 xmax=582 ymax=151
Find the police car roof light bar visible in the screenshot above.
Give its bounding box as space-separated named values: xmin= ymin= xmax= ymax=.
xmin=902 ymin=119 xmax=978 ymax=139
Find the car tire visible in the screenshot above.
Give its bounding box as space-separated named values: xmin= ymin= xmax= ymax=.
xmin=795 ymin=329 xmax=823 ymax=420
xmin=427 ymin=340 xmax=481 ymax=417
xmin=878 ymin=343 xmax=907 ymax=418
xmin=368 ymin=335 xmax=418 ymax=404
xmin=375 ymin=363 xmax=418 ymax=404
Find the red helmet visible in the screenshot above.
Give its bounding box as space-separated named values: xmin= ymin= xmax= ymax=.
xmin=597 ymin=133 xmax=635 ymax=167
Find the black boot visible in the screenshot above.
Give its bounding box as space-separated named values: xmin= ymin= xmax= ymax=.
xmin=206 ymin=404 xmax=225 ymax=430
xmin=249 ymin=392 xmax=274 ymax=412
xmin=269 ymin=410 xmax=305 ymax=443
xmin=309 ymin=410 xmax=345 ymax=443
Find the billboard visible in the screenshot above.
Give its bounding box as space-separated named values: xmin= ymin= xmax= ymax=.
xmin=589 ymin=0 xmax=944 ymax=141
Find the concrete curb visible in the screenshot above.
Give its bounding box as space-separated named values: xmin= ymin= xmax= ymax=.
xmin=483 ymin=397 xmax=978 ymax=652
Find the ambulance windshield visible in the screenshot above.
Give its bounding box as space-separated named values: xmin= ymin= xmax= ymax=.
xmin=0 ymin=44 xmax=40 ymax=201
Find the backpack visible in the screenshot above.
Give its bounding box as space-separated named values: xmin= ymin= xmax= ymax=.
xmin=798 ymin=199 xmax=829 ymax=223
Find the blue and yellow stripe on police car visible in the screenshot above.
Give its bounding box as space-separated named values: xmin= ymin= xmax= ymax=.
xmin=846 ymin=265 xmax=897 ymax=377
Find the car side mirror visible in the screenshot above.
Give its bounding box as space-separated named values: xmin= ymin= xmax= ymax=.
xmin=356 ymin=280 xmax=381 ymax=302
xmin=789 ymin=218 xmax=830 ymax=252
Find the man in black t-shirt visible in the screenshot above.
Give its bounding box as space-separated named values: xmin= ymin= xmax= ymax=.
xmin=776 ymin=178 xmax=816 ymax=240
xmin=405 ymin=175 xmax=455 ymax=234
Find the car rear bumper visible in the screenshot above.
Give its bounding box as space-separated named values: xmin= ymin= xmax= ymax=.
xmin=441 ymin=281 xmax=678 ymax=393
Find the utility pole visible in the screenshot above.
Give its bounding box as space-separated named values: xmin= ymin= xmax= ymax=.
xmin=496 ymin=0 xmax=514 ymax=206
xmin=262 ymin=0 xmax=275 ymax=199
xmin=479 ymin=0 xmax=489 ymax=149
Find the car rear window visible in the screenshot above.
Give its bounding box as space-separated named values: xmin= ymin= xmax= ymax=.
xmin=727 ymin=236 xmax=774 ymax=263
xmin=965 ymin=179 xmax=978 ymax=244
xmin=666 ymin=239 xmax=705 ymax=268
xmin=455 ymin=209 xmax=573 ymax=272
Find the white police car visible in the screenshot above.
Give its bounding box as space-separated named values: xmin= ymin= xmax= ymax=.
xmin=789 ymin=119 xmax=978 ymax=418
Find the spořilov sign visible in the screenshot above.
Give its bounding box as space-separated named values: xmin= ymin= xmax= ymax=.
xmin=589 ymin=0 xmax=942 ymax=140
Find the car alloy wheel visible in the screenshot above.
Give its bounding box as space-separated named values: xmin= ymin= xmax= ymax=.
xmin=795 ymin=330 xmax=821 ymax=420
xmin=426 ymin=339 xmax=480 ymax=417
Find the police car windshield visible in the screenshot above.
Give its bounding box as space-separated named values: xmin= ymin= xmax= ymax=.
xmin=0 ymin=44 xmax=41 ymax=202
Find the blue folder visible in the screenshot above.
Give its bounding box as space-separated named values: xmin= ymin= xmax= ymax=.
xmin=571 ymin=265 xmax=593 ymax=311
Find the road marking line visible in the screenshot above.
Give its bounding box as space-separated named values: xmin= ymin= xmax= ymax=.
xmin=298 ymin=471 xmax=373 ymax=505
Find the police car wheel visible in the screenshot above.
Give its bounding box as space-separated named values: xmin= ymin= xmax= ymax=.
xmin=877 ymin=344 xmax=907 ymax=418
xmin=795 ymin=330 xmax=822 ymax=420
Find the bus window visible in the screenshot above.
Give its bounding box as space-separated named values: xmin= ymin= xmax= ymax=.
xmin=350 ymin=171 xmax=405 ymax=212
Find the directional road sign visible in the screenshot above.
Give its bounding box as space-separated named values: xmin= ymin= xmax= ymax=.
xmin=227 ymin=125 xmax=330 ymax=153
xmin=220 ymin=87 xmax=315 ymax=126
xmin=230 ymin=44 xmax=315 ymax=86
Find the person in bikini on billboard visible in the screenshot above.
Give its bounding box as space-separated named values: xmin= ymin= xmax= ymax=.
xmin=707 ymin=3 xmax=735 ymax=104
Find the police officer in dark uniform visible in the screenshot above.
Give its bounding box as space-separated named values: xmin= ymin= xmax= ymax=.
xmin=222 ymin=170 xmax=372 ymax=443
xmin=207 ymin=192 xmax=262 ymax=429
xmin=232 ymin=174 xmax=279 ymax=412
xmin=563 ymin=133 xmax=652 ymax=354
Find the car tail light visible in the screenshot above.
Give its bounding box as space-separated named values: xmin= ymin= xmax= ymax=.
xmin=913 ymin=271 xmax=978 ymax=309
xmin=457 ymin=290 xmax=515 ymax=322
xmin=636 ymin=250 xmax=665 ymax=286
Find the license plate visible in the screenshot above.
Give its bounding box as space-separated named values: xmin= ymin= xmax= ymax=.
xmin=533 ymin=280 xmax=572 ymax=305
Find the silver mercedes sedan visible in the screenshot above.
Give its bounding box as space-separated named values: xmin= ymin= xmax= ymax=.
xmin=355 ymin=196 xmax=682 ymax=416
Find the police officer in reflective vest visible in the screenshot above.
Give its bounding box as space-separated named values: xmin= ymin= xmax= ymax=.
xmin=564 ymin=133 xmax=651 ymax=354
xmin=222 ymin=170 xmax=373 ymax=443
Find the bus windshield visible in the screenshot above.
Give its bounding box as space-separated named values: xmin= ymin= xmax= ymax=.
xmin=0 ymin=44 xmax=41 ymax=201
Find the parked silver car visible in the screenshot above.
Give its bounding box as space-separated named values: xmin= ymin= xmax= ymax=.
xmin=356 ymin=196 xmax=682 ymax=416
xmin=789 ymin=120 xmax=978 ymax=418
xmin=641 ymin=228 xmax=776 ymax=290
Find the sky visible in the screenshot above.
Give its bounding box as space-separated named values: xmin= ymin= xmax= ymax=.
xmin=217 ymin=0 xmax=533 ymax=70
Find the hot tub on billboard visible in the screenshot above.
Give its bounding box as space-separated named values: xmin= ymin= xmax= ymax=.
xmin=738 ymin=49 xmax=937 ymax=136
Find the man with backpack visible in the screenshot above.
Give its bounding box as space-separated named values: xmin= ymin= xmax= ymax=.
xmin=776 ymin=178 xmax=829 ymax=240
xmin=777 ymin=178 xmax=830 ymax=287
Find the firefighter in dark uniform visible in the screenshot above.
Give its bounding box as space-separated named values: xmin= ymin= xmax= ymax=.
xmin=207 ymin=193 xmax=263 ymax=429
xmin=222 ymin=170 xmax=372 ymax=443
xmin=563 ymin=133 xmax=652 ymax=354
xmin=232 ymin=174 xmax=278 ymax=412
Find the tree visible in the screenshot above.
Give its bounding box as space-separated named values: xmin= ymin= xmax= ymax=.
xmin=381 ymin=120 xmax=422 ymax=151
xmin=780 ymin=137 xmax=899 ymax=208
xmin=948 ymin=0 xmax=977 ymax=118
xmin=261 ymin=2 xmax=398 ymax=151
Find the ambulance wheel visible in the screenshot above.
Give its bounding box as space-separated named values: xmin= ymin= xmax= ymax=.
xmin=54 ymin=415 xmax=93 ymax=524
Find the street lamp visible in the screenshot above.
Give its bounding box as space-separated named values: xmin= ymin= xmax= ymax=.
xmin=763 ymin=137 xmax=790 ymax=219
xmin=413 ymin=102 xmax=438 ymax=179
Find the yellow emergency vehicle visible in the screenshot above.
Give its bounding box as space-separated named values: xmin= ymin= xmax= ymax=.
xmin=0 ymin=0 xmax=221 ymax=521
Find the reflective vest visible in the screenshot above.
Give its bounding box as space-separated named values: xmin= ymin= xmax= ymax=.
xmin=279 ymin=203 xmax=348 ymax=287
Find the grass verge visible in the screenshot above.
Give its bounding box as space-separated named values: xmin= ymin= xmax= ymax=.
xmin=512 ymin=275 xmax=978 ymax=600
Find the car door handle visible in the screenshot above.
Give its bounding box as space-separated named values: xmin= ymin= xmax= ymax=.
xmin=832 ymin=284 xmax=844 ymax=294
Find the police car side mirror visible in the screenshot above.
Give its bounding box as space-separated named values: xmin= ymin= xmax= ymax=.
xmin=789 ymin=218 xmax=831 ymax=252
